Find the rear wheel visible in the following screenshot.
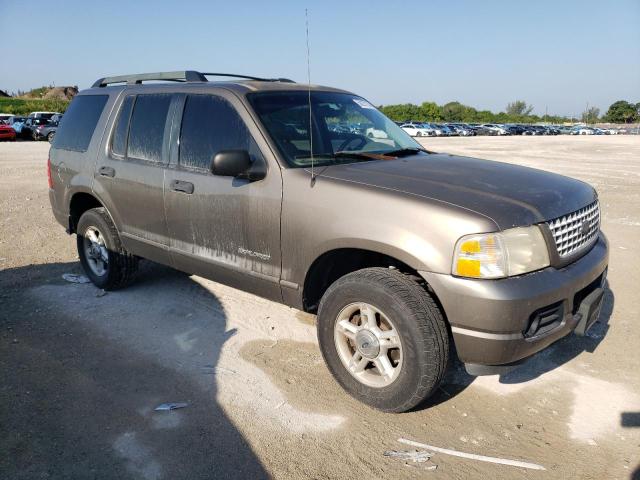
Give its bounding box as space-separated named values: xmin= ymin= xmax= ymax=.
xmin=77 ymin=208 xmax=138 ymax=290
xmin=317 ymin=267 xmax=449 ymax=412
xmin=47 ymin=131 xmax=55 ymax=143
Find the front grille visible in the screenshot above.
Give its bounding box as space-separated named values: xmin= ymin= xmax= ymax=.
xmin=547 ymin=200 xmax=600 ymax=258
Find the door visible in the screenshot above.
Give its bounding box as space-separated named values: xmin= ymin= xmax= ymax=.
xmin=92 ymin=92 xmax=173 ymax=265
xmin=164 ymin=92 xmax=282 ymax=301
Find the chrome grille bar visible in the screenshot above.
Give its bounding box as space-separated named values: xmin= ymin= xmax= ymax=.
xmin=547 ymin=200 xmax=600 ymax=258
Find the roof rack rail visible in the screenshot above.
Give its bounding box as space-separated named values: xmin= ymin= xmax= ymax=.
xmin=92 ymin=71 xmax=295 ymax=88
xmin=203 ymin=73 xmax=295 ymax=83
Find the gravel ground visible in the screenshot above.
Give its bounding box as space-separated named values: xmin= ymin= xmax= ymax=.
xmin=1 ymin=137 xmax=639 ymax=479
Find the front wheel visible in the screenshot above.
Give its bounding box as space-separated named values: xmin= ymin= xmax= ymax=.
xmin=317 ymin=268 xmax=449 ymax=412
xmin=77 ymin=207 xmax=139 ymax=290
xmin=47 ymin=131 xmax=55 ymax=143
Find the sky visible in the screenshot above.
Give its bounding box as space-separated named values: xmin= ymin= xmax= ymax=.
xmin=1 ymin=0 xmax=638 ymax=117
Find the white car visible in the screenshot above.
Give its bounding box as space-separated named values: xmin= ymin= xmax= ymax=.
xmin=572 ymin=127 xmax=595 ymax=135
xmin=400 ymin=124 xmax=434 ymax=137
xmin=482 ymin=124 xmax=509 ymax=135
xmin=365 ymin=127 xmax=395 ymax=146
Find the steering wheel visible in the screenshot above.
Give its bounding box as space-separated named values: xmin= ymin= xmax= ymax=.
xmin=336 ymin=134 xmax=368 ymax=152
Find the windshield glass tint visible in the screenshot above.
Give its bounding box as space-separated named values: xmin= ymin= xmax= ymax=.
xmin=248 ymin=91 xmax=421 ymax=167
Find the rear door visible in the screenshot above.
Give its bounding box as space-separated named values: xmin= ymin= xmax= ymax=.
xmin=92 ymin=92 xmax=173 ymax=265
xmin=163 ymin=91 xmax=283 ymax=301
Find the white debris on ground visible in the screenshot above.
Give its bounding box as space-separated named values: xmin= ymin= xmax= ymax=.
xmin=62 ymin=273 xmax=91 ymax=283
xmin=384 ymin=450 xmax=437 ymax=471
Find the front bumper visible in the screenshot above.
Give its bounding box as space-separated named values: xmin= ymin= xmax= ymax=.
xmin=420 ymin=233 xmax=609 ymax=369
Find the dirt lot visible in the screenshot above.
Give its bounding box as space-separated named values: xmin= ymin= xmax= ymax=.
xmin=1 ymin=136 xmax=639 ymax=479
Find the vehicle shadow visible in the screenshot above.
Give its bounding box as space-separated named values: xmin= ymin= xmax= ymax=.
xmin=423 ymin=281 xmax=615 ymax=407
xmin=621 ymin=413 xmax=640 ymax=480
xmin=0 ymin=261 xmax=269 ymax=480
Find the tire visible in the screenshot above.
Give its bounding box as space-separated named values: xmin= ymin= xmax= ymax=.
xmin=317 ymin=267 xmax=449 ymax=412
xmin=77 ymin=207 xmax=139 ymax=290
xmin=47 ymin=131 xmax=55 ymax=143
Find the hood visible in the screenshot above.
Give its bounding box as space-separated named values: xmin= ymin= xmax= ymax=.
xmin=320 ymin=153 xmax=597 ymax=229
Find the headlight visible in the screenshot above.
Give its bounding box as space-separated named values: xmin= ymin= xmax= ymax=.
xmin=452 ymin=226 xmax=550 ymax=279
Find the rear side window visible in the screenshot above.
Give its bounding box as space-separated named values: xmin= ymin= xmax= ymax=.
xmin=54 ymin=95 xmax=108 ymax=152
xmin=111 ymin=95 xmax=135 ymax=157
xmin=127 ymin=94 xmax=171 ymax=163
xmin=179 ymin=94 xmax=260 ymax=170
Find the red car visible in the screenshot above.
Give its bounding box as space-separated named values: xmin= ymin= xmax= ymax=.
xmin=0 ymin=124 xmax=16 ymax=141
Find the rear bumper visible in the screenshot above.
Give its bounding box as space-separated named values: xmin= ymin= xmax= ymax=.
xmin=49 ymin=188 xmax=69 ymax=230
xmin=420 ymin=233 xmax=609 ymax=368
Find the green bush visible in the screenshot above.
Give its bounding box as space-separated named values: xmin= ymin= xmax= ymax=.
xmin=0 ymin=97 xmax=69 ymax=116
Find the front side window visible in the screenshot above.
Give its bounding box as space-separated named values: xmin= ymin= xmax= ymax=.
xmin=247 ymin=91 xmax=422 ymax=168
xmin=127 ymin=94 xmax=171 ymax=163
xmin=179 ymin=94 xmax=263 ymax=171
xmin=53 ymin=95 xmax=108 ymax=152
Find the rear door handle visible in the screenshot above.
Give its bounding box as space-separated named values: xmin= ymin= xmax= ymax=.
xmin=98 ymin=166 xmax=115 ymax=178
xmin=170 ymin=179 xmax=194 ymax=194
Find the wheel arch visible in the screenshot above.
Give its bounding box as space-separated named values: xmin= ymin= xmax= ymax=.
xmin=302 ymin=246 xmax=444 ymax=315
xmin=68 ymin=191 xmax=116 ymax=234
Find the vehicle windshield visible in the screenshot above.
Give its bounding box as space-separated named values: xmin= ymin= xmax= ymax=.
xmin=247 ymin=91 xmax=423 ymax=168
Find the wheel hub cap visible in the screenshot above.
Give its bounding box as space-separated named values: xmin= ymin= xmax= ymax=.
xmin=83 ymin=226 xmax=108 ymax=277
xmin=333 ymin=302 xmax=403 ymax=388
xmin=355 ymin=330 xmax=380 ymax=359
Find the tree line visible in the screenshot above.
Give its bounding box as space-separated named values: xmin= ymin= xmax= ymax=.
xmin=379 ymin=100 xmax=640 ymax=124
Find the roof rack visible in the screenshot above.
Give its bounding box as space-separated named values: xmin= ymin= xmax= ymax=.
xmin=92 ymin=70 xmax=295 ymax=88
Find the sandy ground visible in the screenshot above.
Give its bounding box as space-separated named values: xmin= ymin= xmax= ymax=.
xmin=1 ymin=136 xmax=639 ymax=479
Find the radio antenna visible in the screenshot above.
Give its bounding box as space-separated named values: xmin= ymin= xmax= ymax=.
xmin=305 ymin=8 xmax=315 ymax=185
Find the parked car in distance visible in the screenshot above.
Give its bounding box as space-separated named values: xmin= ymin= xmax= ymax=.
xmin=400 ymin=123 xmax=434 ymax=137
xmin=434 ymin=124 xmax=454 ymax=136
xmin=473 ymin=125 xmax=499 ymax=135
xmin=48 ymin=70 xmax=609 ymax=413
xmin=572 ymin=126 xmax=595 ymax=135
xmin=6 ymin=116 xmax=25 ymax=136
xmin=449 ymin=124 xmax=469 ymax=136
xmin=21 ymin=117 xmax=52 ymax=140
xmin=27 ymin=111 xmax=61 ymax=121
xmin=6 ymin=115 xmax=26 ymax=127
xmin=447 ymin=124 xmax=475 ymax=136
xmin=0 ymin=123 xmax=16 ymax=141
xmin=0 ymin=113 xmax=13 ymax=124
xmin=34 ymin=116 xmax=62 ymax=142
xmin=482 ymin=124 xmax=510 ymax=135
xmin=505 ymin=125 xmax=525 ymax=135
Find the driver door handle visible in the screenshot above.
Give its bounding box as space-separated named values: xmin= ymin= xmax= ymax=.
xmin=170 ymin=179 xmax=194 ymax=194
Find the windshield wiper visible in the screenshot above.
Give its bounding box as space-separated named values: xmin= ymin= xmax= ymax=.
xmin=333 ymin=151 xmax=382 ymax=160
xmin=381 ymin=147 xmax=428 ymax=157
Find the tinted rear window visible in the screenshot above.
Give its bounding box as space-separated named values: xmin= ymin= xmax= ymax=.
xmin=127 ymin=94 xmax=171 ymax=163
xmin=54 ymin=95 xmax=108 ymax=152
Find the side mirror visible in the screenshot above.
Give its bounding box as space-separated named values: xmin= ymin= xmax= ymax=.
xmin=211 ymin=150 xmax=251 ymax=177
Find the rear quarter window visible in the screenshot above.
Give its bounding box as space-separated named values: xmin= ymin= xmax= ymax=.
xmin=53 ymin=95 xmax=108 ymax=152
xmin=111 ymin=95 xmax=135 ymax=157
